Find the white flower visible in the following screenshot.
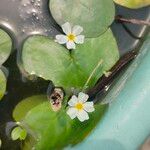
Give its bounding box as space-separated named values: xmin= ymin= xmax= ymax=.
xmin=67 ymin=92 xmax=95 ymax=122
xmin=55 ymin=22 xmax=85 ymax=50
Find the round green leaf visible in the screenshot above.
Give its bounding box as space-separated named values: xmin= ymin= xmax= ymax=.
xmin=22 ymin=29 xmax=119 ymax=91
xmin=13 ymin=95 xmax=107 ymax=149
xmin=49 ymin=0 xmax=115 ymax=37
xmin=114 ymin=0 xmax=150 ymax=9
xmin=13 ymin=95 xmax=47 ymax=121
xmin=0 ymin=69 xmax=6 ymax=100
xmin=0 ymin=29 xmax=12 ymax=65
xmin=11 ymin=126 xmax=27 ymax=141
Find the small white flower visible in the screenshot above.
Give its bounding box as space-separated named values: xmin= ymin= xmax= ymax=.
xmin=55 ymin=22 xmax=85 ymax=50
xmin=67 ymin=92 xmax=95 ymax=122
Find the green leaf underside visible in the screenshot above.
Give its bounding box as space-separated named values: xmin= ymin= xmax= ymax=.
xmin=0 ymin=29 xmax=12 ymax=66
xmin=114 ymin=0 xmax=150 ymax=9
xmin=22 ymin=29 xmax=119 ymax=91
xmin=0 ymin=69 xmax=6 ymax=100
xmin=13 ymin=95 xmax=107 ymax=150
xmin=50 ymin=0 xmax=115 ymax=37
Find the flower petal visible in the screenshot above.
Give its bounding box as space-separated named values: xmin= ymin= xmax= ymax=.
xmin=67 ymin=107 xmax=77 ymax=119
xmin=78 ymin=92 xmax=89 ymax=103
xmin=77 ymin=110 xmax=89 ymax=122
xmin=55 ymin=35 xmax=68 ymax=44
xmin=75 ymin=35 xmax=85 ymax=44
xmin=66 ymin=41 xmax=76 ymax=49
xmin=72 ymin=25 xmax=83 ymax=35
xmin=83 ymin=102 xmax=95 ymax=112
xmin=61 ymin=22 xmax=72 ymax=35
xmin=68 ymin=95 xmax=78 ymax=106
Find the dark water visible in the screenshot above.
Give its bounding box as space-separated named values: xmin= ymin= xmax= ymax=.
xmin=0 ymin=0 xmax=149 ymax=149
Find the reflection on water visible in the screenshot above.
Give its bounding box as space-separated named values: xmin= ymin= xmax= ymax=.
xmin=0 ymin=0 xmax=60 ymax=48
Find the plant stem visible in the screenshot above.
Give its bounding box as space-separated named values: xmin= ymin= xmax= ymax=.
xmin=87 ymin=51 xmax=137 ymax=101
xmin=82 ymin=59 xmax=103 ymax=91
xmin=116 ymin=15 xmax=150 ymax=26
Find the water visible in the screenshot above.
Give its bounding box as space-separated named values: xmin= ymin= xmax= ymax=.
xmin=0 ymin=0 xmax=149 ymax=149
xmin=0 ymin=0 xmax=60 ymax=46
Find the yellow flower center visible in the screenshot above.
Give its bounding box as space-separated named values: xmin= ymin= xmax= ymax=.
xmin=75 ymin=103 xmax=83 ymax=110
xmin=67 ymin=34 xmax=75 ymax=41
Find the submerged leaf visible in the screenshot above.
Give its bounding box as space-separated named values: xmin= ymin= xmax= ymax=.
xmin=13 ymin=95 xmax=107 ymax=149
xmin=0 ymin=28 xmax=12 ymax=65
xmin=114 ymin=0 xmax=150 ymax=9
xmin=22 ymin=29 xmax=119 ymax=91
xmin=50 ymin=0 xmax=115 ymax=37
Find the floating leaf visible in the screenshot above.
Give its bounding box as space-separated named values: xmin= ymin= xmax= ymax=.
xmin=0 ymin=29 xmax=12 ymax=101
xmin=0 ymin=28 xmax=12 ymax=65
xmin=0 ymin=69 xmax=6 ymax=100
xmin=49 ymin=0 xmax=115 ymax=37
xmin=114 ymin=0 xmax=150 ymax=9
xmin=11 ymin=126 xmax=27 ymax=141
xmin=13 ymin=95 xmax=107 ymax=149
xmin=22 ymin=29 xmax=119 ymax=91
xmin=13 ymin=95 xmax=47 ymax=121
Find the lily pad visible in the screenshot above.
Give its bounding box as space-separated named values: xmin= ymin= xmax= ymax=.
xmin=49 ymin=0 xmax=115 ymax=37
xmin=13 ymin=95 xmax=107 ymax=149
xmin=0 ymin=69 xmax=6 ymax=100
xmin=0 ymin=28 xmax=12 ymax=65
xmin=114 ymin=0 xmax=150 ymax=9
xmin=22 ymin=29 xmax=119 ymax=91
